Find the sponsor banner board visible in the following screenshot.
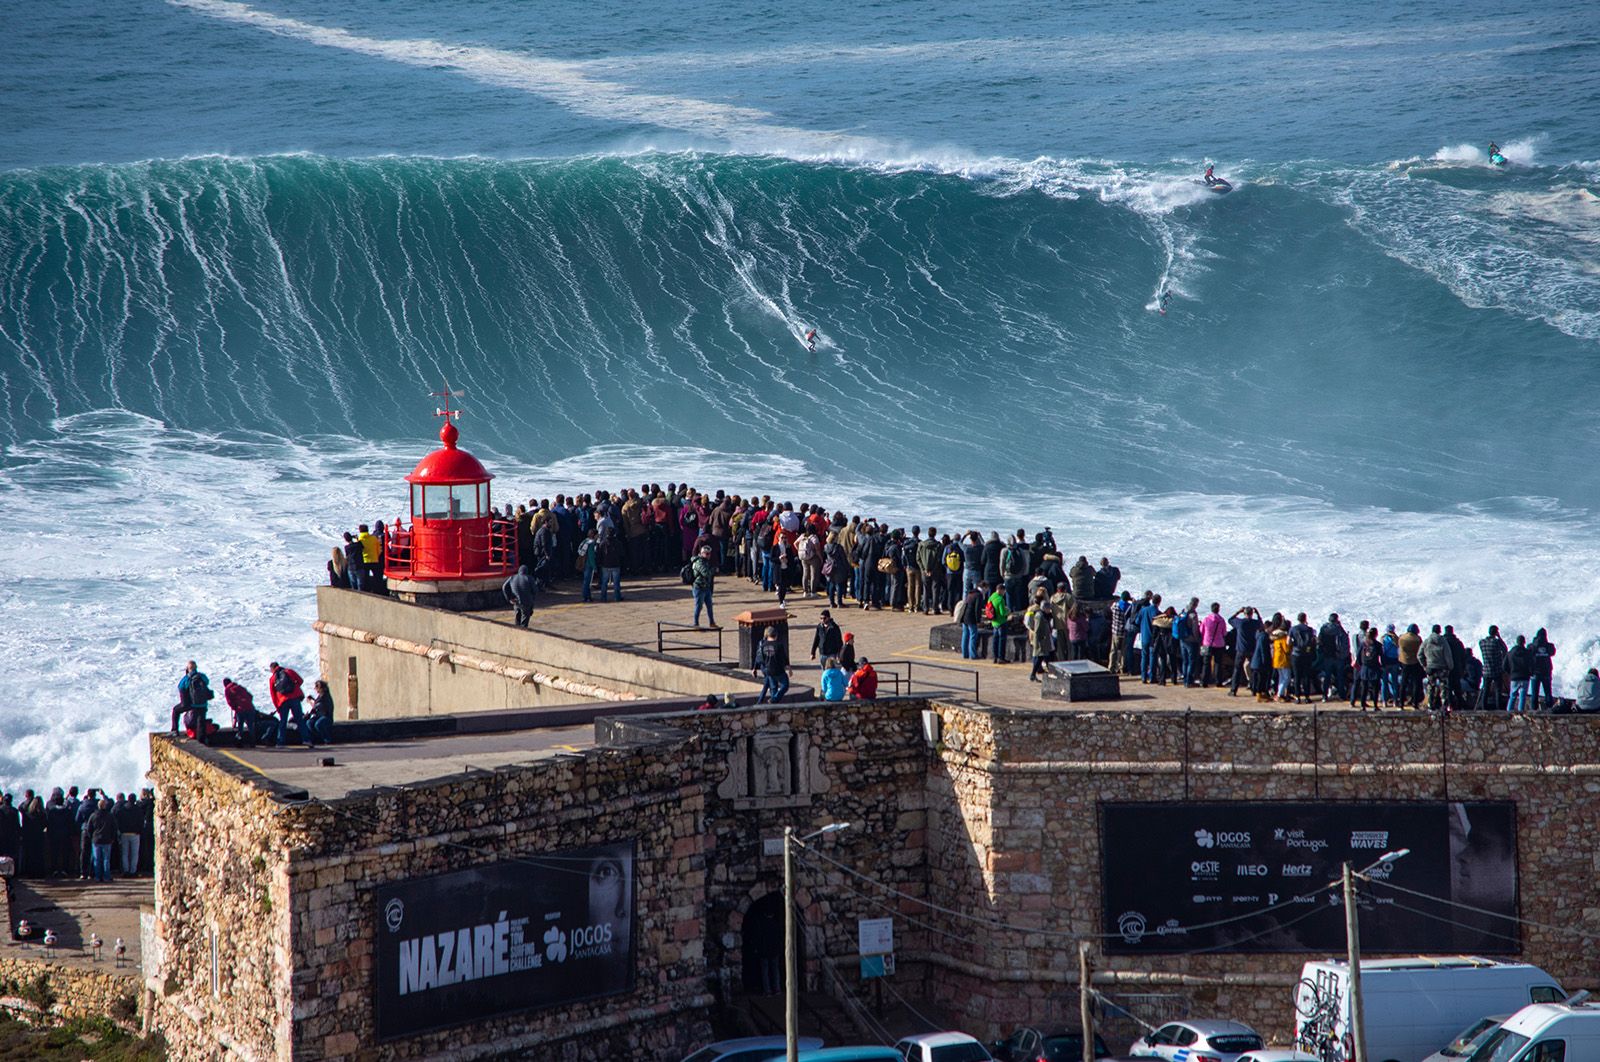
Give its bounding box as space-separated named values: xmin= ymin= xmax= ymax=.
xmin=1100 ymin=802 xmax=1516 ymax=954
xmin=374 ymin=840 xmax=635 ymax=1039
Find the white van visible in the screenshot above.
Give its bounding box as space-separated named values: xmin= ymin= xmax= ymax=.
xmin=1294 ymin=957 xmax=1565 ymax=1062
xmin=1464 ymin=1002 xmax=1600 ymax=1061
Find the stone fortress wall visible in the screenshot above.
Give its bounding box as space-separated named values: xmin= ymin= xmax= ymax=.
xmin=313 ymin=586 xmax=764 ymax=717
xmin=146 ymin=700 xmax=1600 ymax=1059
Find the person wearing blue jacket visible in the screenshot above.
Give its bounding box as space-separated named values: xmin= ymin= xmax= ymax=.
xmin=1137 ymin=594 xmax=1163 ymax=683
xmin=819 ymin=658 xmax=848 ymax=702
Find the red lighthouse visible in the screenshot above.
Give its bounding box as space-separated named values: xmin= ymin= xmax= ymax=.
xmin=383 ymin=390 xmax=517 ymax=610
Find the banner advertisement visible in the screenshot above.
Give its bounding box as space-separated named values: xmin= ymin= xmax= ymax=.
xmin=1100 ymin=802 xmax=1516 ymax=954
xmin=374 ymin=840 xmax=635 ymax=1039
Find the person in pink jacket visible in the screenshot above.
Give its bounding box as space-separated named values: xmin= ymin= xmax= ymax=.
xmin=1198 ymin=602 xmax=1228 ymax=687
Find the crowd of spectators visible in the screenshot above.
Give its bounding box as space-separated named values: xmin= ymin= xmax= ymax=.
xmin=0 ymin=787 xmax=154 ymax=882
xmin=337 ymin=481 xmax=1592 ymax=714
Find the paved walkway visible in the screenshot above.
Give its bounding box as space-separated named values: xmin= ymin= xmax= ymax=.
xmin=480 ymin=572 xmax=1305 ymax=713
xmin=214 ymin=722 xmax=596 ymax=799
xmin=4 ymin=877 xmax=149 ymax=973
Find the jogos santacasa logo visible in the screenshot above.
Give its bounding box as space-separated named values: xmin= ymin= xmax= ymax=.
xmin=1195 ymin=828 xmax=1252 ymax=849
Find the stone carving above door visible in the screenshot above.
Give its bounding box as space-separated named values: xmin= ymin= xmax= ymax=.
xmin=716 ymin=726 xmax=831 ymax=809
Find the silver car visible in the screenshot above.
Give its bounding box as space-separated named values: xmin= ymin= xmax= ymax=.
xmin=1130 ymin=1020 xmax=1265 ymax=1062
xmin=682 ymin=1036 xmax=825 ymax=1062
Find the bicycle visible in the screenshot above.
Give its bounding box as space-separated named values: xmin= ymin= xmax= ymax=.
xmin=1294 ymin=977 xmax=1344 ymax=1062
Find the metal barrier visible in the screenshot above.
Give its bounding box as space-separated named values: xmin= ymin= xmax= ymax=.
xmin=383 ymin=519 xmax=518 ymax=579
xmin=865 ymin=658 xmax=981 ymax=703
xmin=656 ymin=621 xmax=725 ymax=661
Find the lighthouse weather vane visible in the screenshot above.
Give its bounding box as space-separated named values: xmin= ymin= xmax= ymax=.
xmin=431 ymin=380 xmax=467 ymax=423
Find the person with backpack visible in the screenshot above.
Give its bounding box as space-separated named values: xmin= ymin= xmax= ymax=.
xmin=823 ymin=532 xmax=850 ymax=608
xmin=799 ymin=530 xmax=823 ymax=598
xmin=1002 ymin=536 xmax=1029 ymax=612
xmin=596 ymin=529 xmax=624 ymax=602
xmin=174 ymin=661 xmax=214 ymax=739
xmin=268 ymin=661 xmax=313 ymax=749
xmin=1353 ymin=627 xmax=1385 ymax=708
xmin=576 ymin=527 xmax=599 ymax=602
xmin=1289 ymin=613 xmax=1320 ymax=704
xmin=1529 ymin=628 xmax=1557 ymax=711
xmin=689 ymin=545 xmax=717 ymax=628
xmin=986 ymin=583 xmax=1012 ymax=663
xmin=753 ymin=628 xmax=791 ymax=704
xmin=1024 ymin=590 xmax=1055 ymax=681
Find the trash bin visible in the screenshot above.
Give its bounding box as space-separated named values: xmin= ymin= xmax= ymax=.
xmin=736 ymin=607 xmax=791 ymax=670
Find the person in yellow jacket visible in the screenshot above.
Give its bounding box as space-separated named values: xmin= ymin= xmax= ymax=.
xmin=1270 ymin=625 xmax=1293 ymax=701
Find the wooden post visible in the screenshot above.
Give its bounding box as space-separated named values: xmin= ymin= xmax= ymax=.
xmin=345 ymin=656 xmax=359 ymax=720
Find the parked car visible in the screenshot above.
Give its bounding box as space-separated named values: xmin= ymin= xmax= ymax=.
xmin=1236 ymin=1052 xmax=1318 ymax=1062
xmin=992 ymin=1026 xmax=1112 ymax=1061
xmin=1423 ymin=1015 xmax=1511 ymax=1062
xmin=896 ymin=1032 xmax=994 ymax=1062
xmin=1129 ymin=1020 xmax=1264 ymax=1062
xmin=684 ymin=1036 xmax=823 ymax=1062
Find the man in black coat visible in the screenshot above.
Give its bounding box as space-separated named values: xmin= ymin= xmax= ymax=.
xmin=810 ymin=610 xmax=843 ymax=662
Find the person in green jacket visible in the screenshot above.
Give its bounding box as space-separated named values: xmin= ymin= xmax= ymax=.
xmin=987 ymin=585 xmax=1011 ymax=663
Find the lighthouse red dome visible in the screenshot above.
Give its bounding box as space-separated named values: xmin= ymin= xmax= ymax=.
xmin=406 ymin=418 xmax=493 ymax=485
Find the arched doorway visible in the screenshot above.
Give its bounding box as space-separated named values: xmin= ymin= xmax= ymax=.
xmin=741 ymin=892 xmax=798 ymax=996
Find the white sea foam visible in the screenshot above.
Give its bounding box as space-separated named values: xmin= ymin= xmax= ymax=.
xmin=5 ymin=421 xmax=1598 ymax=795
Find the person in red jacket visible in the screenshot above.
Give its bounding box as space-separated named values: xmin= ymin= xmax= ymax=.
xmin=847 ymin=658 xmax=878 ymax=701
xmin=268 ymin=661 xmax=313 ymax=749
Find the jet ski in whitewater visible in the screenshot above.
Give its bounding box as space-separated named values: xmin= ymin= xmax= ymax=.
xmin=1488 ymin=142 xmax=1508 ymax=167
xmin=1202 ymin=165 xmax=1232 ymax=193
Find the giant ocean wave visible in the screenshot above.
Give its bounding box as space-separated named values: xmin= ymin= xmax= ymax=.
xmin=3 ymin=150 xmax=1599 ymax=790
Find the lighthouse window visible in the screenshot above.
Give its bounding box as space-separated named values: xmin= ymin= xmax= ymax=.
xmin=477 ymin=482 xmax=490 ymax=515
xmin=422 ymin=485 xmax=453 ymax=520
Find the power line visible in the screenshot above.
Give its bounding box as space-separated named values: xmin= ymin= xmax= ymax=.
xmin=1362 ymin=875 xmax=1600 ymax=941
xmin=799 ymin=841 xmax=1339 ymax=941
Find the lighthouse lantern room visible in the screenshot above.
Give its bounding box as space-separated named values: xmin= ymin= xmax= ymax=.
xmin=382 ymin=390 xmax=517 ymax=611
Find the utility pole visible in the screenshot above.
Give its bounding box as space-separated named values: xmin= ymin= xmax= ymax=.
xmin=1343 ymin=861 xmax=1367 ymax=1062
xmin=781 ymin=822 xmax=849 ymax=1062
xmin=1079 ymin=940 xmax=1095 ymax=1062
xmin=785 ymin=825 xmax=798 ymax=1062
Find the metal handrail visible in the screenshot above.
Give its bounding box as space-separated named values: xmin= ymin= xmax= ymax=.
xmin=859 ymin=657 xmax=982 ymax=703
xmin=656 ymin=621 xmax=725 ymax=662
xmin=382 ymin=519 xmax=518 ymax=579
